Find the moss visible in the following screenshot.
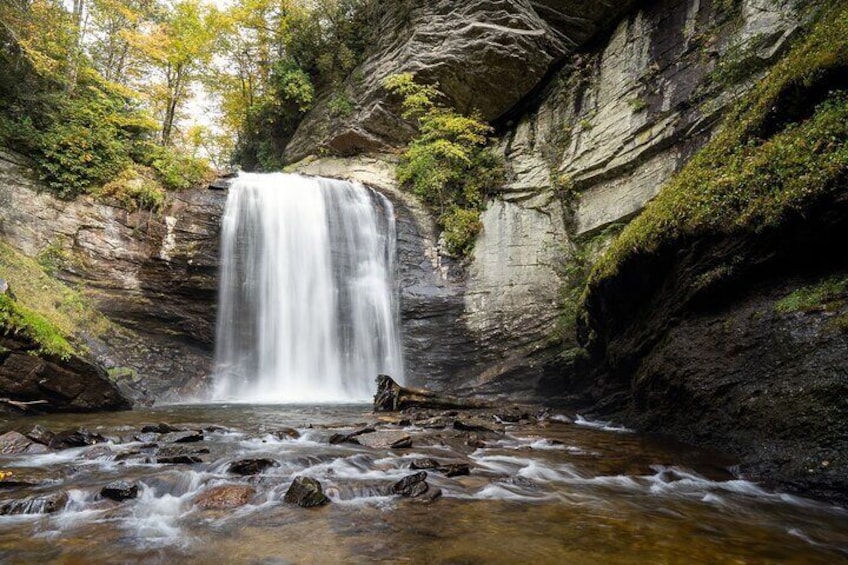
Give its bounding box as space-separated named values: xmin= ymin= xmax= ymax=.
xmin=0 ymin=294 xmax=73 ymax=359
xmin=0 ymin=240 xmax=111 ymax=356
xmin=775 ymin=276 xmax=848 ymax=314
xmin=590 ymin=3 xmax=848 ymax=286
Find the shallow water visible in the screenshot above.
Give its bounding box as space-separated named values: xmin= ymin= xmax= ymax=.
xmin=0 ymin=405 xmax=845 ymax=564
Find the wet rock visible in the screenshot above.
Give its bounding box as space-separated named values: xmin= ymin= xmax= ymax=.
xmin=194 ymin=484 xmax=256 ymax=510
xmin=412 ymin=486 xmax=443 ymax=504
xmin=436 ymin=463 xmax=471 ymax=478
xmin=49 ymin=428 xmax=107 ymax=450
xmin=25 ymin=425 xmax=55 ymax=446
xmin=328 ymin=426 xmax=375 ymax=445
xmin=0 ymin=491 xmax=68 ymax=515
xmin=156 ymin=444 xmax=209 ymax=464
xmin=162 ymin=430 xmax=204 ymax=444
xmin=466 ymin=434 xmax=487 ymax=449
xmin=0 ymin=431 xmax=43 ymax=455
xmin=228 ymin=458 xmax=278 ymax=476
xmin=355 ymin=431 xmax=412 ymax=449
xmin=391 ymin=471 xmax=429 ymax=497
xmin=410 ymin=458 xmax=440 ymax=470
xmin=453 ymin=420 xmax=499 ymax=434
xmin=271 ymin=427 xmax=301 ymax=440
xmin=133 ymin=432 xmax=159 ymax=443
xmin=83 ymin=445 xmax=113 ymax=460
xmin=283 ymin=476 xmax=330 ymax=508
xmin=141 ymin=423 xmax=182 ymax=434
xmin=100 ymin=481 xmax=139 ymax=502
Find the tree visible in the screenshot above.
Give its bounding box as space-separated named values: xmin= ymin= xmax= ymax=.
xmin=127 ymin=0 xmax=217 ymax=145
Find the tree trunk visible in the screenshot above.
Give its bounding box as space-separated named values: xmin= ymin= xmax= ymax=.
xmin=373 ymin=375 xmax=492 ymax=412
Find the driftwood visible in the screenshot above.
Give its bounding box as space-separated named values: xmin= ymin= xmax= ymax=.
xmin=0 ymin=398 xmax=48 ymax=412
xmin=373 ymin=375 xmax=491 ymax=413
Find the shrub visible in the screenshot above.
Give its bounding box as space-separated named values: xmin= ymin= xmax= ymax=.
xmin=384 ymin=73 xmax=504 ymax=256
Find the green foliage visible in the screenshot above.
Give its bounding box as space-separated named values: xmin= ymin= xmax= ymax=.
xmin=0 ymin=294 xmax=74 ymax=359
xmin=385 ymin=73 xmax=504 ymax=256
xmin=591 ymin=3 xmax=848 ymax=285
xmin=775 ymin=276 xmax=848 ymax=314
xmin=97 ymin=167 xmax=167 ymax=213
xmin=328 ymin=92 xmax=354 ymax=118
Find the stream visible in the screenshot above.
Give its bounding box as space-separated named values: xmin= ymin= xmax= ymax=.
xmin=0 ymin=404 xmax=845 ymax=563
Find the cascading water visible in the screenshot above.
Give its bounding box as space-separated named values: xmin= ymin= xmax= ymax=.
xmin=211 ymin=172 xmax=404 ymax=402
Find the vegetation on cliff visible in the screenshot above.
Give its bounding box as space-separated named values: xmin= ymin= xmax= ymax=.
xmin=384 ymin=73 xmax=504 ymax=256
xmin=589 ymin=2 xmax=848 ymax=285
xmin=0 ymin=241 xmax=109 ymax=358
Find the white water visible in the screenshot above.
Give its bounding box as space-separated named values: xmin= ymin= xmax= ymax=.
xmin=211 ymin=173 xmax=404 ymax=402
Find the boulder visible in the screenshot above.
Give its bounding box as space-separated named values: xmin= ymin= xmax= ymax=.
xmin=156 ymin=444 xmax=209 ymax=465
xmin=49 ymin=428 xmax=107 ymax=450
xmin=328 ymin=426 xmax=375 ymax=445
xmin=436 ymin=463 xmax=471 ymax=478
xmin=391 ymin=471 xmax=429 ymax=497
xmin=283 ymin=476 xmax=330 ymax=508
xmin=409 ymin=458 xmax=440 ymax=470
xmin=0 ymin=431 xmax=40 ymax=455
xmin=162 ymin=430 xmax=204 ymax=444
xmin=0 ymin=491 xmax=68 ymax=515
xmin=355 ymin=430 xmax=413 ymax=450
xmin=228 ymin=458 xmax=278 ymax=476
xmin=271 ymin=427 xmax=301 ymax=440
xmin=100 ymin=481 xmax=139 ymax=502
xmin=194 ymin=484 xmax=256 ymax=510
xmin=25 ymin=425 xmax=55 ymax=446
xmin=141 ymin=423 xmax=182 ymax=434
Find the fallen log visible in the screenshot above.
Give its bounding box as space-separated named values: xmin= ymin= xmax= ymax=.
xmin=0 ymin=398 xmax=49 ymax=412
xmin=373 ymin=375 xmax=492 ymax=412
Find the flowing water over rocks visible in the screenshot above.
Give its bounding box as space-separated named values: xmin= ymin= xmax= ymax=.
xmin=0 ymin=405 xmax=845 ymax=563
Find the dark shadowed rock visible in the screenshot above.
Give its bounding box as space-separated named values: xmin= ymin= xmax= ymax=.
xmin=436 ymin=463 xmax=471 ymax=478
xmin=328 ymin=426 xmax=375 ymax=445
xmin=49 ymin=428 xmax=107 ymax=450
xmin=391 ymin=471 xmax=428 ymax=497
xmin=25 ymin=425 xmax=55 ymax=446
xmin=283 ymin=476 xmax=330 ymax=508
xmin=228 ymin=458 xmax=278 ymax=476
xmin=141 ymin=423 xmax=182 ymax=434
xmin=83 ymin=445 xmax=113 ymax=460
xmin=194 ymin=484 xmax=256 ymax=510
xmin=100 ymin=481 xmax=138 ymax=502
xmin=410 ymin=458 xmax=440 ymax=470
xmin=156 ymin=444 xmax=209 ymax=465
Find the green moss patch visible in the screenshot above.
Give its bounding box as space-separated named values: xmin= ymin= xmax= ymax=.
xmin=590 ymin=3 xmax=848 ymax=285
xmin=0 ymin=240 xmax=111 ymax=357
xmin=775 ymin=276 xmax=848 ymax=314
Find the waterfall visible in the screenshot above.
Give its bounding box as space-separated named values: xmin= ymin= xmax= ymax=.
xmin=211 ymin=172 xmax=404 ymax=402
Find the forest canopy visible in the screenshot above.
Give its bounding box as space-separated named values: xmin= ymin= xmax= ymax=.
xmin=0 ymin=0 xmax=379 ymax=201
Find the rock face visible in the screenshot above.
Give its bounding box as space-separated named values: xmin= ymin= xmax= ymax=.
xmin=0 ymin=150 xmax=225 ymax=400
xmin=579 ymin=190 xmax=848 ymax=502
xmin=285 ymin=0 xmax=638 ymax=161
xmin=0 ymin=332 xmax=130 ymax=413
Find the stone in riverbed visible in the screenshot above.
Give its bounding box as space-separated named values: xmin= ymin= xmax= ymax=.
xmin=0 ymin=431 xmax=43 ymax=455
xmin=355 ymin=430 xmax=412 ymax=449
xmin=228 ymin=458 xmax=278 ymax=476
xmin=49 ymin=428 xmax=107 ymax=450
xmin=100 ymin=481 xmax=138 ymax=502
xmin=410 ymin=458 xmax=440 ymax=470
xmin=141 ymin=423 xmax=182 ymax=434
xmin=156 ymin=444 xmax=209 ymax=465
xmin=162 ymin=430 xmax=204 ymax=444
xmin=328 ymin=426 xmax=375 ymax=445
xmin=83 ymin=445 xmax=113 ymax=460
xmin=0 ymin=491 xmax=68 ymax=515
xmin=270 ymin=427 xmax=301 ymax=440
xmin=283 ymin=476 xmax=330 ymax=508
xmin=436 ymin=463 xmax=470 ymax=478
xmin=194 ymin=484 xmax=256 ymax=510
xmin=25 ymin=425 xmax=55 ymax=446
xmin=391 ymin=472 xmax=429 ymax=497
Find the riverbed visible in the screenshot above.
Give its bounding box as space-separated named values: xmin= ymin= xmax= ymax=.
xmin=0 ymin=405 xmax=845 ymax=563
